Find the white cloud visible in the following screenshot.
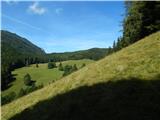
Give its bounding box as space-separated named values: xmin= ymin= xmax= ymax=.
xmin=55 ymin=8 xmax=63 ymax=15
xmin=28 ymin=2 xmax=46 ymax=15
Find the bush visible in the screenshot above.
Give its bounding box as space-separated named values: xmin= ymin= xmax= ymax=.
xmin=63 ymin=64 xmax=78 ymax=76
xmin=24 ymin=73 xmax=32 ymax=86
xmin=1 ymin=92 xmax=16 ymax=105
xmin=81 ymin=63 xmax=86 ymax=68
xmin=58 ymin=62 xmax=64 ymax=71
xmin=2 ymin=84 xmax=44 ymax=105
xmin=72 ymin=64 xmax=78 ymax=71
xmin=48 ymin=62 xmax=56 ymax=69
xmin=36 ymin=63 xmax=39 ymax=68
xmin=18 ymin=88 xmax=26 ymax=97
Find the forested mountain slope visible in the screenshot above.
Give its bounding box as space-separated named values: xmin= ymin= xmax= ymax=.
xmin=1 ymin=30 xmax=46 ymax=67
xmin=48 ymin=48 xmax=108 ymax=61
xmin=2 ymin=32 xmax=160 ymax=120
xmin=1 ymin=30 xmax=45 ymax=56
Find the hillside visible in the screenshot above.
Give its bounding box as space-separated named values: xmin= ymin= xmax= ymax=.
xmin=2 ymin=32 xmax=160 ymax=120
xmin=48 ymin=48 xmax=108 ymax=61
xmin=1 ymin=30 xmax=45 ymax=56
xmin=1 ymin=30 xmax=46 ymax=69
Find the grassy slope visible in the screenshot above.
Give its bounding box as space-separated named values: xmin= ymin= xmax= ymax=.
xmin=2 ymin=59 xmax=94 ymax=96
xmin=2 ymin=32 xmax=160 ymax=120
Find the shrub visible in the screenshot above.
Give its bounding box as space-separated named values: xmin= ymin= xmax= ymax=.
xmin=1 ymin=92 xmax=16 ymax=105
xmin=48 ymin=62 xmax=56 ymax=69
xmin=24 ymin=73 xmax=32 ymax=86
xmin=81 ymin=63 xmax=86 ymax=68
xmin=72 ymin=64 xmax=78 ymax=71
xmin=36 ymin=63 xmax=39 ymax=68
xmin=58 ymin=62 xmax=64 ymax=71
xmin=18 ymin=88 xmax=26 ymax=97
xmin=63 ymin=64 xmax=78 ymax=76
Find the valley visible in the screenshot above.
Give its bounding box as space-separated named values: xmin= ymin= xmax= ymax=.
xmin=2 ymin=59 xmax=94 ymax=100
xmin=1 ymin=1 xmax=160 ymax=120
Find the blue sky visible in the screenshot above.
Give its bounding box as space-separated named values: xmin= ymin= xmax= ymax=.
xmin=1 ymin=1 xmax=125 ymax=53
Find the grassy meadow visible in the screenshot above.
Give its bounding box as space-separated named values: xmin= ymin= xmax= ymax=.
xmin=2 ymin=32 xmax=160 ymax=120
xmin=2 ymin=59 xmax=94 ymax=96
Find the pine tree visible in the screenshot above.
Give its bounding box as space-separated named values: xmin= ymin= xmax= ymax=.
xmin=72 ymin=64 xmax=78 ymax=71
xmin=58 ymin=62 xmax=64 ymax=71
xmin=18 ymin=88 xmax=26 ymax=97
xmin=81 ymin=63 xmax=86 ymax=68
xmin=122 ymin=1 xmax=160 ymax=46
xmin=112 ymin=41 xmax=116 ymax=52
xmin=24 ymin=73 xmax=32 ymax=86
xmin=36 ymin=63 xmax=39 ymax=68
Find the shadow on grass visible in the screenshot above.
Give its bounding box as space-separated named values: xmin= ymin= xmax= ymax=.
xmin=10 ymin=78 xmax=160 ymax=120
xmin=2 ymin=74 xmax=17 ymax=91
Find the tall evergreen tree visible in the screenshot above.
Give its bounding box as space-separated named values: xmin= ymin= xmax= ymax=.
xmin=121 ymin=1 xmax=160 ymax=47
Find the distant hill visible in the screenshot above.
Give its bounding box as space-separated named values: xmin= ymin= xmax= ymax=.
xmin=1 ymin=30 xmax=45 ymax=58
xmin=48 ymin=48 xmax=108 ymax=61
xmin=1 ymin=30 xmax=46 ymax=65
xmin=2 ymin=32 xmax=160 ymax=120
xmin=1 ymin=30 xmax=108 ymax=65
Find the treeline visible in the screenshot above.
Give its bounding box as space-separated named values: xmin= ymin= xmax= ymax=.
xmin=111 ymin=1 xmax=160 ymax=52
xmin=47 ymin=48 xmax=108 ymax=61
xmin=48 ymin=62 xmax=85 ymax=76
xmin=1 ymin=55 xmax=47 ymax=90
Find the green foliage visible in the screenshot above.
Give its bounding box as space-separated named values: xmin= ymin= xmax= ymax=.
xmin=63 ymin=64 xmax=78 ymax=76
xmin=24 ymin=74 xmax=32 ymax=86
xmin=58 ymin=62 xmax=64 ymax=71
xmin=123 ymin=1 xmax=160 ymax=44
xmin=111 ymin=1 xmax=160 ymax=54
xmin=1 ymin=92 xmax=16 ymax=105
xmin=73 ymin=64 xmax=78 ymax=71
xmin=63 ymin=65 xmax=73 ymax=76
xmin=36 ymin=63 xmax=39 ymax=68
xmin=2 ymin=84 xmax=44 ymax=106
xmin=48 ymin=48 xmax=108 ymax=61
xmin=81 ymin=63 xmax=86 ymax=68
xmin=18 ymin=88 xmax=26 ymax=97
xmin=48 ymin=62 xmax=56 ymax=69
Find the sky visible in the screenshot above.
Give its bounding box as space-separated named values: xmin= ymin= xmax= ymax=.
xmin=1 ymin=1 xmax=125 ymax=53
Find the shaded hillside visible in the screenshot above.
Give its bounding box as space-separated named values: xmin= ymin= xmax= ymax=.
xmin=1 ymin=30 xmax=46 ymax=66
xmin=1 ymin=30 xmax=45 ymax=56
xmin=9 ymin=78 xmax=160 ymax=120
xmin=2 ymin=32 xmax=160 ymax=120
xmin=47 ymin=48 xmax=108 ymax=61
